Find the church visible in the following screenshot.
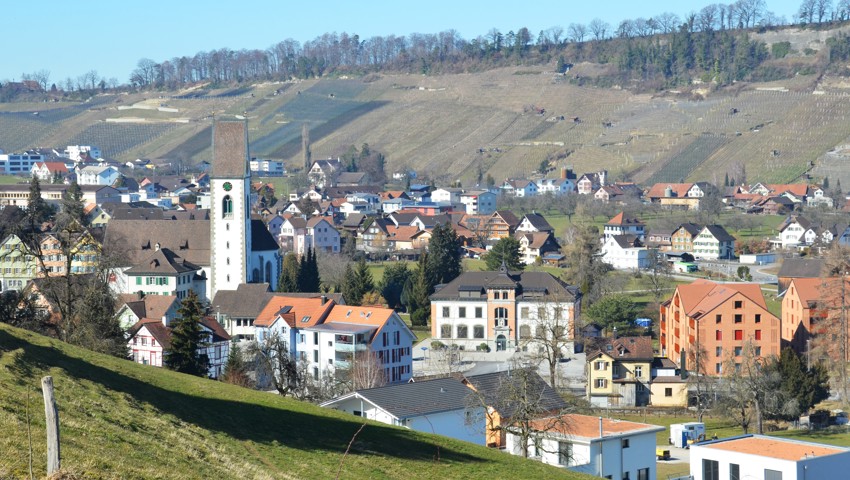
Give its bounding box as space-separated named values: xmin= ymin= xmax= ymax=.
xmin=105 ymin=121 xmax=280 ymax=302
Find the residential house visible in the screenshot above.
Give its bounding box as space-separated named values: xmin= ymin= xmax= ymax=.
xmin=278 ymin=217 xmax=308 ymax=252
xmin=308 ymin=159 xmax=342 ymax=188
xmin=660 ymin=279 xmax=780 ymax=375
xmin=646 ymin=183 xmax=705 ymax=210
xmin=500 ymin=179 xmax=538 ymax=197
xmin=777 ymin=258 xmax=824 ymax=294
xmin=485 ymin=210 xmax=520 ymax=239
xmin=781 ymin=277 xmax=850 ymax=355
xmin=253 ymin=295 xmax=337 ymax=370
xmin=690 ymin=435 xmax=850 ymax=480
xmin=594 ymin=184 xmax=630 ymax=203
xmin=249 ymin=158 xmax=285 ymax=177
xmin=123 ymin=246 xmax=206 ymax=301
xmin=535 ymin=177 xmax=575 ymax=196
xmin=576 ymin=171 xmax=607 ymax=195
xmin=460 ymin=190 xmax=497 ymax=215
xmin=77 ymin=165 xmax=120 ymax=186
xmin=650 ymin=357 xmax=688 ymax=407
xmin=0 ymin=234 xmax=38 ymax=291
xmin=516 ymin=213 xmax=554 ymax=234
xmin=430 ymin=268 xmax=581 ymax=352
xmin=515 ymin=232 xmax=561 ymax=265
xmin=304 ymin=305 xmax=416 ymax=385
xmin=37 ymin=228 xmax=101 ymax=276
xmin=212 ymin=283 xmax=273 ymax=341
xmin=430 ymin=187 xmax=464 ymax=204
xmin=669 ymin=223 xmax=703 ymax=253
xmin=31 ymin=162 xmax=69 ymax=183
xmin=585 ymin=336 xmax=654 ymax=407
xmin=693 ymin=225 xmax=736 ymax=260
xmin=321 ymin=378 xmax=485 ymax=445
xmin=603 ymin=212 xmax=645 ymax=241
xmin=463 ymin=369 xmax=567 ymax=449
xmin=127 ymin=315 xmax=231 ymax=378
xmin=0 ymin=152 xmax=46 ymax=175
xmin=265 ymin=214 xmax=286 ymax=238
xmin=645 ymin=230 xmax=672 ymax=250
xmin=775 ymin=215 xmax=817 ymax=250
xmin=600 ymin=235 xmax=650 ymax=270
xmin=116 ymin=292 xmax=180 ymax=330
xmin=336 ymin=171 xmax=370 ymax=187
xmin=505 ymin=414 xmax=663 ymax=479
xmin=291 ymin=216 xmax=340 ymax=254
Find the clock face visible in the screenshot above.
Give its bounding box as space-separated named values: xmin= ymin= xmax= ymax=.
xmin=223 ymin=182 xmax=232 ymax=192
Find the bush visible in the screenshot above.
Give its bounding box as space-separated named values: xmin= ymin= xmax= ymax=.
xmin=476 ymin=343 xmax=490 ymax=352
xmin=430 ymin=340 xmax=446 ymax=350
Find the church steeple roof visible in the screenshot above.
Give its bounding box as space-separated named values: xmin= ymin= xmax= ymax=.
xmin=211 ymin=121 xmax=248 ymax=178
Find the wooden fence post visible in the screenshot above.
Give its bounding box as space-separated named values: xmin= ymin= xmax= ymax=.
xmin=41 ymin=376 xmax=60 ymax=475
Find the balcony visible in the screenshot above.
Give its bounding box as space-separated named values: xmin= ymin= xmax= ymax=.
xmin=334 ymin=360 xmax=351 ymax=369
xmin=335 ymin=342 xmax=369 ymax=353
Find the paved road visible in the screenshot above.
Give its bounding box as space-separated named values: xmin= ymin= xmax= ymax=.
xmin=697 ymin=260 xmax=777 ymax=284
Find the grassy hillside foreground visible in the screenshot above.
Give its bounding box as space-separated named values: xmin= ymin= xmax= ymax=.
xmin=0 ymin=324 xmax=590 ymax=479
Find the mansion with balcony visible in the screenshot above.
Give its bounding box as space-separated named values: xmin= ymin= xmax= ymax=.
xmin=429 ymin=266 xmax=581 ymax=352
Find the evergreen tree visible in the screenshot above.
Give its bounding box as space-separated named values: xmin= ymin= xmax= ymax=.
xmin=823 ymin=176 xmax=830 ymax=189
xmin=425 ymin=223 xmax=462 ymax=288
xmin=27 ymin=176 xmax=52 ymax=224
xmin=408 ymin=253 xmax=432 ymax=326
xmin=724 ymin=172 xmax=730 ymax=187
xmin=773 ymin=347 xmax=829 ymax=419
xmin=484 ymin=237 xmax=525 ymax=271
xmin=379 ymin=262 xmax=411 ymax=310
xmin=278 ymin=253 xmax=300 ymax=292
xmin=222 ymin=342 xmax=253 ymax=387
xmin=165 ymin=291 xmax=210 ymax=377
xmin=296 ymin=248 xmax=321 ymax=292
xmin=343 ymin=258 xmax=374 ymax=306
xmin=60 ymin=181 xmax=85 ymax=227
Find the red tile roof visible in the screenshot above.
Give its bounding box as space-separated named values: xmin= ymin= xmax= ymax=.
xmin=700 ymin=435 xmax=845 ymax=461
xmin=254 ymin=295 xmax=335 ymax=328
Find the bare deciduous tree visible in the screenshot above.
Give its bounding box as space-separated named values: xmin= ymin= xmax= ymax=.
xmin=589 ymin=18 xmax=610 ymax=41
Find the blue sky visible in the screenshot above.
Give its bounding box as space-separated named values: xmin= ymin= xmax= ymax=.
xmin=3 ymin=0 xmax=801 ymax=85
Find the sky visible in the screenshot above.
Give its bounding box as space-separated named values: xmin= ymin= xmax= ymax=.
xmin=2 ymin=0 xmax=802 ymax=85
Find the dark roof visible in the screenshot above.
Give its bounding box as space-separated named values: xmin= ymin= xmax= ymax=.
xmin=211 ymin=121 xmax=248 ymax=178
xmin=652 ymin=357 xmax=678 ymax=369
xmin=777 ymin=258 xmax=825 ymax=279
xmin=250 ymin=219 xmax=279 ymax=252
xmin=212 ymin=283 xmax=273 ymax=318
xmin=104 ymin=219 xmax=211 ymax=267
xmin=463 ymin=369 xmax=567 ymax=417
xmin=127 ymin=319 xmax=172 ymax=349
xmin=586 ymin=336 xmax=654 ymax=361
xmin=106 ymin=207 xmax=165 ymax=221
xmin=431 ymin=270 xmax=579 ymax=302
xmin=341 ymin=213 xmax=367 ymax=228
xmin=702 ymin=225 xmax=735 ymax=243
xmin=340 ymin=378 xmax=474 ymax=418
xmin=675 ymin=223 xmax=703 ymax=237
xmin=389 ymin=212 xmax=418 ymax=226
xmin=200 ymin=316 xmax=232 ymax=343
xmin=124 ymin=247 xmax=201 ymax=275
xmin=610 ymin=234 xmax=643 ymax=249
xmin=521 ymin=213 xmax=554 ymax=232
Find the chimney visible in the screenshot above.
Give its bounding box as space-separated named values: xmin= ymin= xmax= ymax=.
xmin=321 ymin=294 xmax=327 ymax=305
xmin=154 ymin=242 xmax=161 ymax=251
xmin=599 ymin=170 xmax=608 ymax=187
xmin=560 ymin=167 xmax=567 ymax=180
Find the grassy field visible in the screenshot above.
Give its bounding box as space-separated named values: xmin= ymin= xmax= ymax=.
xmin=0 ymin=323 xmax=591 ymax=479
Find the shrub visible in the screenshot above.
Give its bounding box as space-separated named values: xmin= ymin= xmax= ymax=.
xmin=430 ymin=340 xmax=446 ymax=350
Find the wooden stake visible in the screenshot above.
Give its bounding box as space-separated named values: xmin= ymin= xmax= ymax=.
xmin=41 ymin=376 xmax=60 ymax=475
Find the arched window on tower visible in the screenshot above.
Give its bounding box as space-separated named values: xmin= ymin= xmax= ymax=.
xmin=265 ymin=261 xmax=272 ymax=284
xmin=222 ymin=195 xmax=233 ymax=219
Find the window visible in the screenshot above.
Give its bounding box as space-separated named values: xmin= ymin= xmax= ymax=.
xmin=637 ymin=468 xmax=649 ymax=480
xmin=456 ymin=324 xmax=468 ymax=339
xmin=703 ymin=459 xmax=719 ymax=480
xmin=621 ymin=438 xmax=630 ymax=448
xmin=554 ymin=306 xmax=563 ymax=319
xmin=715 ymin=314 xmax=721 ymax=323
xmin=473 ymin=325 xmax=484 ymax=339
xmin=440 ymin=325 xmax=452 ymax=338
xmin=730 ymin=464 xmax=740 ymax=480
xmin=442 ymin=306 xmax=450 ymax=318
xmin=734 ymin=346 xmax=742 ymax=356
xmin=594 ymin=360 xmax=607 ymax=370
xmin=313 ymin=350 xmax=318 ymax=362
xmin=755 ymin=346 xmax=761 ymax=356
xmin=734 ymin=330 xmax=743 ymax=340
xmin=501 ymin=291 xmax=508 ymax=300
xmin=222 ymin=195 xmax=233 ymax=218
xmin=716 ymin=346 xmax=722 ymax=357
xmin=595 ymin=378 xmax=607 ymax=388
xmin=734 ymin=314 xmax=742 ymax=323
xmin=558 ymin=441 xmax=571 ymax=466
xmin=755 ymin=330 xmax=761 ymax=340
xmin=475 ymin=307 xmax=482 ymax=318
xmin=734 ymin=300 xmax=742 ymax=309
xmin=634 ymin=366 xmax=643 ymax=378
xmin=665 ymin=387 xmax=673 ymax=397
xmin=715 ymin=363 xmax=722 ymax=374
xmin=314 ymin=332 xmax=319 ymax=344
xmin=459 ymin=307 xmax=466 ymax=318
xmin=716 ymin=330 xmax=722 ymax=341
xmin=519 ymin=325 xmax=531 ymax=338
xmin=764 ymin=469 xmax=782 ymax=480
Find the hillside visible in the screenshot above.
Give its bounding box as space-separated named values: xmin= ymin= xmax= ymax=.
xmin=0 ymin=323 xmax=588 ymax=479
xmin=3 ymin=26 xmax=850 ymax=187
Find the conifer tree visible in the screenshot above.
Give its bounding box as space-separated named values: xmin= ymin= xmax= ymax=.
xmin=342 ymin=258 xmax=373 ymax=306
xmin=278 ymin=253 xmax=300 ymax=292
xmin=297 ymin=247 xmax=321 ymax=292
xmin=425 ymin=222 xmax=462 ymax=287
xmin=27 ymin=176 xmax=52 ymax=224
xmin=165 ymin=290 xmax=210 ymax=377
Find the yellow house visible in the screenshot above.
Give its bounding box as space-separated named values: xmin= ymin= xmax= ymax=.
xmin=648 ymin=357 xmax=688 ymax=408
xmin=586 ymin=336 xmax=653 ymax=408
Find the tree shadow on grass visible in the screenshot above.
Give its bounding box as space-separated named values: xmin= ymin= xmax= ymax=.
xmin=0 ymin=328 xmax=485 ymax=468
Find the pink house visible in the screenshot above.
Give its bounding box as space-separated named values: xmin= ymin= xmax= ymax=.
xmin=127 ymin=316 xmax=231 ymax=378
